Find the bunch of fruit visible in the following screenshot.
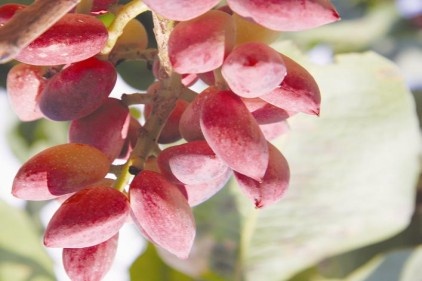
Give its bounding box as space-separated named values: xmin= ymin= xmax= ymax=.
xmin=1 ymin=0 xmax=340 ymax=280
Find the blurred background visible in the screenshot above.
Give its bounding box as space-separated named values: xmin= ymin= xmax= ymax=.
xmin=0 ymin=0 xmax=422 ymax=280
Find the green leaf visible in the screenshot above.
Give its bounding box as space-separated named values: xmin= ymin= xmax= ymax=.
xmin=116 ymin=60 xmax=155 ymax=91
xmin=130 ymin=243 xmax=194 ymax=281
xmin=365 ymin=250 xmax=411 ymax=281
xmin=401 ymin=245 xmax=422 ymax=281
xmin=97 ymin=12 xmax=116 ymax=28
xmin=233 ymin=41 xmax=422 ymax=280
xmin=299 ymin=202 xmax=422 ymax=280
xmin=0 ymin=63 xmax=13 ymax=89
xmin=0 ymin=201 xmax=55 ymax=281
xmin=7 ymin=118 xmax=69 ymax=163
xmin=293 ymin=246 xmax=422 ymax=281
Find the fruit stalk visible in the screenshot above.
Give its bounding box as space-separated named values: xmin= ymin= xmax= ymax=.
xmin=100 ymin=0 xmax=148 ymax=55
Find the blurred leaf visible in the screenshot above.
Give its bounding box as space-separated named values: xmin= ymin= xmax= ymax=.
xmin=97 ymin=12 xmax=116 ymax=28
xmin=130 ymin=243 xmax=194 ymax=281
xmin=290 ymin=245 xmax=422 ymax=281
xmin=364 ymin=250 xmax=412 ymax=281
xmin=232 ymin=41 xmax=422 ymax=281
xmin=413 ymin=88 xmax=422 ymax=125
xmin=136 ymin=11 xmax=156 ymax=49
xmin=116 ymin=60 xmax=155 ymax=91
xmin=7 ymin=118 xmax=69 ymax=163
xmin=315 ymin=247 xmax=422 ymax=281
xmin=0 ymin=200 xmax=55 ymax=281
xmin=317 ymin=183 xmax=422 ymax=281
xmin=296 ymin=186 xmax=422 ymax=280
xmin=394 ymin=45 xmax=422 ymax=90
xmin=24 ymin=201 xmax=49 ymax=234
xmin=0 ymin=63 xmax=13 ymax=89
xmin=401 ymin=245 xmax=422 ymax=281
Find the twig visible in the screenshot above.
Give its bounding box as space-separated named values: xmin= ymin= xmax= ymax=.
xmin=0 ymin=0 xmax=80 ymax=64
xmin=213 ymin=67 xmax=229 ymax=90
xmin=121 ymin=93 xmax=155 ymax=106
xmin=126 ymin=14 xmax=180 ymax=175
xmin=181 ymin=87 xmax=198 ymax=102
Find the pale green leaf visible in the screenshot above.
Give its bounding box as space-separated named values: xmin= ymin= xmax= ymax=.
xmin=0 ymin=201 xmax=55 ymax=281
xmin=400 ymin=245 xmax=422 ymax=281
xmin=7 ymin=118 xmax=69 ymax=163
xmin=234 ymin=42 xmax=422 ymax=281
xmin=306 ymin=199 xmax=422 ymax=281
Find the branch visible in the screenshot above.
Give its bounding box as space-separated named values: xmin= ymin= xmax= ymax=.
xmin=126 ymin=14 xmax=180 ymax=175
xmin=128 ymin=72 xmax=182 ymax=175
xmin=121 ymin=92 xmax=155 ymax=106
xmin=181 ymin=87 xmax=199 ymax=102
xmin=0 ymin=0 xmax=80 ymax=64
xmin=152 ymin=13 xmax=174 ymax=79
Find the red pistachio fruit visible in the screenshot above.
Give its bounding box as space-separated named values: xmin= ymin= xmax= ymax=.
xmin=44 ymin=187 xmax=129 ymax=248
xmin=129 ymin=170 xmax=196 ymax=259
